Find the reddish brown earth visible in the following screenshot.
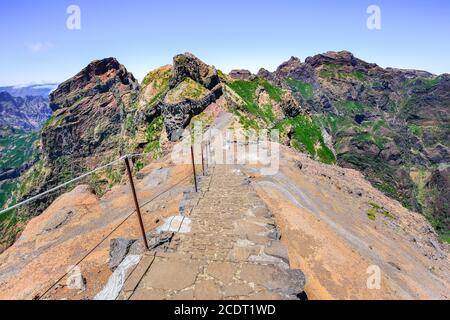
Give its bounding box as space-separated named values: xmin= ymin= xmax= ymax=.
xmin=0 ymin=111 xmax=448 ymax=300
xmin=0 ymin=161 xmax=193 ymax=300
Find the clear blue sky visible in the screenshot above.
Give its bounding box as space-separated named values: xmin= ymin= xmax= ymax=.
xmin=0 ymin=0 xmax=449 ymax=85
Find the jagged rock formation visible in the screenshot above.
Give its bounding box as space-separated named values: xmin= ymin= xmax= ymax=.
xmin=133 ymin=53 xmax=223 ymax=141
xmin=45 ymin=57 xmax=139 ymax=162
xmin=224 ymin=51 xmax=449 ymax=240
xmin=14 ymin=58 xmax=140 ymax=218
xmin=0 ymin=92 xmax=51 ymax=130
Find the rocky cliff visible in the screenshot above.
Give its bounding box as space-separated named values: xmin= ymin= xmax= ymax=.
xmin=11 ymin=58 xmax=140 ymax=220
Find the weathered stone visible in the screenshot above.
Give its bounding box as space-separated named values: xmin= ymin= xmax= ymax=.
xmin=41 ymin=209 xmax=74 ymax=233
xmin=194 ymin=280 xmax=223 ymax=300
xmin=264 ymin=241 xmax=289 ymax=263
xmin=206 ymin=262 xmax=238 ymax=284
xmin=239 ymin=263 xmax=305 ymax=296
xmin=141 ymin=258 xmax=200 ymax=291
xmin=131 ymin=288 xmax=168 ymax=300
xmin=109 ymin=238 xmax=135 ymax=271
xmin=223 ymin=282 xmax=254 ymax=297
xmin=229 ymin=70 xmax=255 ymax=81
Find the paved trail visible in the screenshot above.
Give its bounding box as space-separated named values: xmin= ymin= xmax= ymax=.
xmin=118 ymin=165 xmax=305 ymax=300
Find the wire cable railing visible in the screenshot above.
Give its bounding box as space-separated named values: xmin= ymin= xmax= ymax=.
xmin=0 ymin=138 xmax=213 ymax=300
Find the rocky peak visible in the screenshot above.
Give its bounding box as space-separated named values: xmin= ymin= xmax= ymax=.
xmin=229 ymin=69 xmax=255 ymax=81
xmin=50 ymin=57 xmax=139 ymax=111
xmin=304 ymin=51 xmax=378 ymax=70
xmin=275 ymin=56 xmax=302 ymax=78
xmin=169 ymin=53 xmax=219 ymax=90
xmin=385 ymin=67 xmax=435 ymax=80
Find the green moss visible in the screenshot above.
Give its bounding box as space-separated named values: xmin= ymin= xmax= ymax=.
xmin=367 ymin=208 xmax=377 ymax=221
xmin=441 ymin=231 xmax=450 ymax=244
xmin=0 ymin=182 xmax=17 ymax=209
xmin=375 ymin=181 xmax=400 ymax=200
xmin=280 ymin=116 xmax=336 ymax=165
xmin=144 ymin=116 xmax=164 ymax=158
xmin=408 ymin=124 xmax=423 ymax=137
xmin=0 ymin=131 xmax=39 ymax=170
xmin=336 ymin=100 xmax=367 ymax=113
xmin=318 ymin=64 xmax=366 ymax=81
xmin=227 ymin=78 xmax=283 ymax=124
xmin=368 ymin=202 xmax=395 ymax=220
xmin=285 ymin=78 xmax=314 ymax=99
xmin=165 ymin=78 xmax=208 ymax=104
xmin=142 ymin=66 xmax=172 ymax=86
xmin=142 ymin=66 xmax=172 ymax=108
xmin=17 ymin=160 xmax=47 ymax=198
xmin=351 ymin=70 xmax=367 ymax=81
xmin=134 ymin=160 xmax=144 ymax=173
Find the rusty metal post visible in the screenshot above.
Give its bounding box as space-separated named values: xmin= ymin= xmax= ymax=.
xmin=124 ymin=157 xmax=149 ymax=250
xmin=190 ymin=145 xmax=198 ymax=192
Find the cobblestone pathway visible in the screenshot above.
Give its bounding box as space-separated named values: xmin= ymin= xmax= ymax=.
xmin=118 ymin=165 xmax=305 ymax=300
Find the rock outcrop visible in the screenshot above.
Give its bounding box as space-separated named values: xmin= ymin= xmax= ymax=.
xmin=136 ymin=53 xmax=224 ymax=141
xmin=170 ymin=53 xmax=220 ymax=90
xmin=229 ymin=69 xmax=255 ymax=81
xmin=15 ymin=58 xmax=140 ymax=218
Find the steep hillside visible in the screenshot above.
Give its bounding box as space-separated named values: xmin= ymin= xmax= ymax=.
xmin=222 ymin=51 xmax=449 ymax=242
xmin=0 ymin=111 xmax=447 ymax=300
xmin=0 ymin=92 xmax=51 ymax=130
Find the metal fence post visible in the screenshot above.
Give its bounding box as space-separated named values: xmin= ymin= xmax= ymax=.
xmin=190 ymin=145 xmax=198 ymax=192
xmin=124 ymin=157 xmax=149 ymax=250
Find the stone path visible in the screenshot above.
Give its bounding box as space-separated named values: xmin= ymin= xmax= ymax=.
xmin=118 ymin=165 xmax=305 ymax=300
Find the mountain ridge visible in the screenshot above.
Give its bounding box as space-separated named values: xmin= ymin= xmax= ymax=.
xmin=2 ymin=50 xmax=449 ymax=251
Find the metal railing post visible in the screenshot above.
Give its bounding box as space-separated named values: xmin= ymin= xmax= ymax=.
xmin=124 ymin=156 xmax=149 ymax=250
xmin=190 ymin=145 xmax=198 ymax=192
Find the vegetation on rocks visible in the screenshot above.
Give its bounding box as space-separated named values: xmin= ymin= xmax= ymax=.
xmin=227 ymin=78 xmax=283 ymax=125
xmin=140 ymin=65 xmax=172 ymax=108
xmin=165 ymin=78 xmax=209 ymax=104
xmin=276 ymin=116 xmax=336 ymax=164
xmin=285 ymin=78 xmax=314 ymax=99
xmin=144 ymin=116 xmax=164 ymax=158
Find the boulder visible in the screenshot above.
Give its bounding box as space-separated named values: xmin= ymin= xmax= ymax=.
xmin=170 ymin=53 xmax=219 ymax=90
xmin=109 ymin=238 xmax=135 ymax=271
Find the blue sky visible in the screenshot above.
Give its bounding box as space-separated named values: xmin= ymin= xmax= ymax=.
xmin=0 ymin=0 xmax=449 ymax=85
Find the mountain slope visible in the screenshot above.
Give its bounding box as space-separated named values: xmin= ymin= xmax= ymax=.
xmin=223 ymin=51 xmax=449 ymax=242
xmin=0 ymin=111 xmax=447 ymax=300
xmin=0 ymin=92 xmax=51 ymax=131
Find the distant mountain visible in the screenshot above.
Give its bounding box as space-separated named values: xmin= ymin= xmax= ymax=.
xmin=0 ymin=91 xmax=52 ymax=131
xmin=0 ymin=83 xmax=58 ymax=99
